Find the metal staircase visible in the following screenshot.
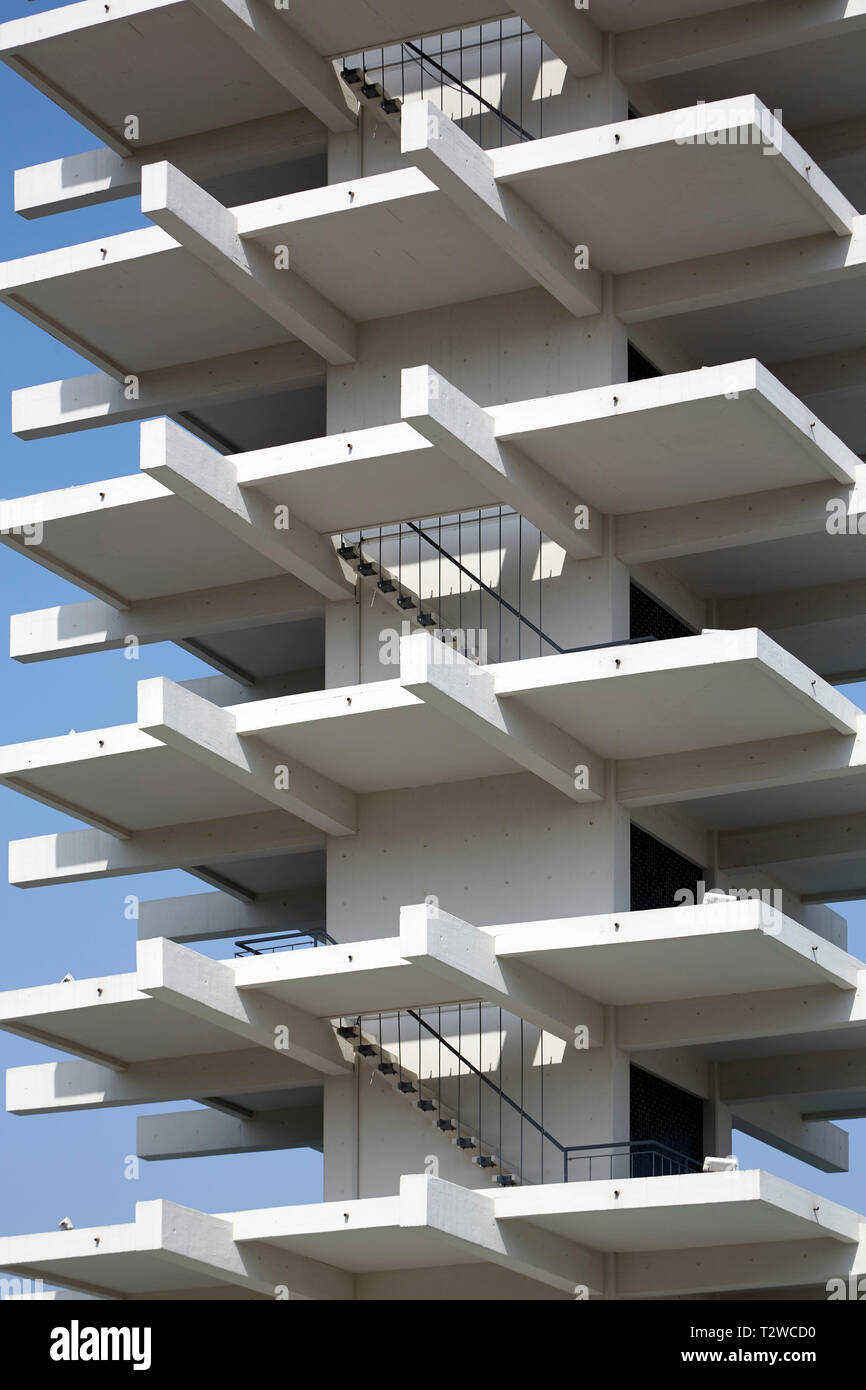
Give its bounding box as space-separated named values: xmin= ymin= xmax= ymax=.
xmin=332 ymin=1005 xmax=704 ymax=1189
xmin=332 ymin=1004 xmax=563 ymax=1187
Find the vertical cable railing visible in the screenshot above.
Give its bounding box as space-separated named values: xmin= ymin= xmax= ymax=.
xmin=340 ymin=507 xmax=662 ymax=670
xmin=340 ymin=507 xmax=557 ymax=666
xmin=341 ymin=18 xmax=551 ymax=153
xmin=345 ymin=1004 xmax=704 ymax=1187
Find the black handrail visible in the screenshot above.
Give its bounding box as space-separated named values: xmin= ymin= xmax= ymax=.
xmin=401 ymin=42 xmax=535 ymax=144
xmin=365 ymin=1008 xmax=704 ymax=1185
xmin=234 ymin=929 xmax=335 ymax=957
xmin=564 ymin=1138 xmax=701 ymax=1182
xmin=404 ymin=520 xmax=659 ymax=658
xmin=405 ymin=1007 xmax=564 ymax=1153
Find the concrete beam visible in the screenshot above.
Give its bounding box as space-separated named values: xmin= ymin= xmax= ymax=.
xmin=722 ymin=1048 xmax=866 ymax=1112
xmin=136 ymin=937 xmax=348 ymax=1075
xmin=618 ymin=724 xmax=864 ymax=807
xmin=401 ymin=365 xmax=603 ymax=559
xmin=616 ymin=218 xmax=865 ymax=323
xmin=732 ymin=1100 xmax=849 ymax=1174
xmin=795 ymin=114 xmax=866 ymax=181
xmin=9 ymin=812 xmax=324 ymax=889
xmin=6 ymin=1048 xmax=319 ymax=1115
xmin=11 ymin=341 xmax=324 ymax=441
xmin=719 ymin=575 xmax=866 ymax=639
xmin=615 ymin=479 xmax=858 ymax=565
xmin=138 ymin=888 xmax=325 ymax=944
xmin=138 ymin=676 xmax=358 ymax=837
xmin=618 ymin=1236 xmax=857 ymax=1299
xmin=14 ymin=109 xmax=327 ymax=219
xmin=141 ymin=1200 xmax=353 ymax=1299
xmin=188 ymin=0 xmax=356 ymax=133
xmin=400 ymin=632 xmax=605 ymax=802
xmin=618 ymin=979 xmax=862 ymax=1052
xmin=140 ymin=417 xmax=352 ymax=601
xmin=618 ymin=0 xmax=866 ymax=83
xmin=137 ymin=1104 xmax=323 ymax=1160
xmin=401 ymin=101 xmax=602 ymax=318
xmin=399 ymin=902 xmax=604 ymax=1046
xmin=772 ymin=343 xmax=866 ymax=402
xmin=155 ymin=1200 xmax=353 ymax=1295
xmin=400 ymin=1175 xmax=604 ymax=1295
xmin=11 ymin=574 xmax=323 ymax=664
xmin=140 ymin=161 xmax=358 ymax=364
xmin=719 ymin=810 xmax=866 ymax=873
xmin=515 ymin=0 xmax=603 ymax=77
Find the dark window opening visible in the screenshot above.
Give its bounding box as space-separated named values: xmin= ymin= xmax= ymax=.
xmin=630 ymin=823 xmax=703 ymax=913
xmin=630 ymin=1065 xmax=704 ymax=1171
xmin=630 ymin=583 xmax=695 ymax=643
xmin=627 ymin=343 xmax=662 ymax=380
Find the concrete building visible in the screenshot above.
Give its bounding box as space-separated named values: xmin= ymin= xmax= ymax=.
xmin=1 ymin=0 xmax=866 ymax=1300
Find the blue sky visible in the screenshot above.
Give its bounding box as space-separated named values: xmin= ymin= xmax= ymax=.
xmin=0 ymin=0 xmax=323 ymax=1236
xmin=0 ymin=0 xmax=864 ymax=1245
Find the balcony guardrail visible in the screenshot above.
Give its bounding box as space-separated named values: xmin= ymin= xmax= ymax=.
xmin=341 ymin=18 xmax=549 ymax=152
xmin=564 ymin=1139 xmax=702 ymax=1182
xmin=234 ymin=928 xmax=335 ymax=958
xmin=345 ymin=1003 xmax=704 ymax=1188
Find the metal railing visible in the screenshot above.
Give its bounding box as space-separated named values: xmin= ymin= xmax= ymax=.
xmin=348 ymin=1003 xmax=702 ymax=1187
xmin=341 ymin=508 xmax=554 ymax=662
xmin=564 ymin=1139 xmax=702 ymax=1182
xmin=341 ymin=18 xmax=551 ymax=152
xmin=341 ymin=508 xmax=663 ymax=666
xmin=234 ymin=928 xmax=335 ymax=958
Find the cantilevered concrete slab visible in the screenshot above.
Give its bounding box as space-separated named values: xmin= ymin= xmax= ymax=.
xmin=243 ymin=358 xmax=857 ymax=530
xmin=0 ymin=899 xmax=855 ymax=1097
xmin=7 ymin=360 xmax=854 ymax=651
xmin=488 ymin=359 xmax=859 ymax=506
xmin=10 ymin=3 xmax=866 ymax=225
xmin=0 ymin=0 xmax=508 ymax=152
xmin=2 ymin=631 xmax=858 ymax=887
xmin=0 ymin=475 xmax=334 ymax=609
xmin=494 ymin=1168 xmax=859 ymax=1253
xmin=0 ymin=418 xmax=354 ymax=612
xmin=494 ymin=629 xmax=858 ymax=758
xmin=8 ymin=916 xmax=866 ymax=1124
xmin=0 ymin=910 xmax=604 ymax=1085
xmin=0 ymin=938 xmax=351 ymax=1078
xmin=483 ymin=96 xmax=853 ymax=263
xmin=0 ymin=0 xmax=364 ymax=154
xmin=0 ymin=1173 xmax=858 ymax=1301
xmin=490 ymin=899 xmax=858 ymax=1004
xmin=7 ymin=367 xmax=866 ymax=678
xmin=0 ymin=100 xmax=853 ymax=378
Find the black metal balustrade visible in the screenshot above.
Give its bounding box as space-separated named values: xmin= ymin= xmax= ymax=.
xmin=341 ymin=18 xmax=551 ymax=152
xmin=341 ymin=507 xmax=558 ymax=663
xmin=341 ymin=1002 xmax=705 ymax=1188
xmin=340 ymin=508 xmax=666 ymax=665
xmin=234 ymin=928 xmax=335 ymax=958
xmin=564 ymin=1140 xmax=702 ymax=1182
